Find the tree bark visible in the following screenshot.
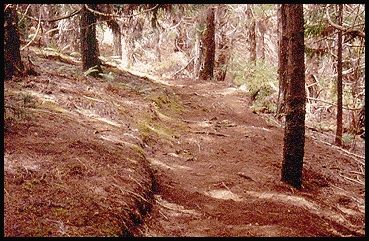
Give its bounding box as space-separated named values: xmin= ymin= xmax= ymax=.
xmin=198 ymin=7 xmax=216 ymax=81
xmin=281 ymin=4 xmax=306 ymax=189
xmin=107 ymin=20 xmax=122 ymax=58
xmin=215 ymin=5 xmax=231 ymax=82
xmin=258 ymin=20 xmax=266 ymax=60
xmin=246 ymin=5 xmax=256 ymax=64
xmin=215 ymin=31 xmax=230 ymax=82
xmin=335 ymin=4 xmax=343 ymax=146
xmin=4 ymin=4 xmax=24 ymax=79
xmin=80 ymin=4 xmax=102 ymax=77
xmin=193 ymin=29 xmax=201 ymax=78
xmin=276 ymin=5 xmax=288 ymax=116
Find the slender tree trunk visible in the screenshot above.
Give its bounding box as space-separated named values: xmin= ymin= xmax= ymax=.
xmin=193 ymin=29 xmax=201 ymax=78
xmin=174 ymin=18 xmax=186 ymax=52
xmin=281 ymin=4 xmax=306 ymax=189
xmin=276 ymin=5 xmax=288 ymax=117
xmin=258 ymin=20 xmax=266 ymax=60
xmin=4 ymin=4 xmax=24 ymax=79
xmin=154 ymin=28 xmax=162 ymax=62
xmin=107 ymin=20 xmax=122 ymax=58
xmin=246 ymin=5 xmax=256 ymax=64
xmin=198 ymin=7 xmax=215 ymax=81
xmin=80 ymin=4 xmax=102 ymax=77
xmin=335 ymin=4 xmax=343 ymax=146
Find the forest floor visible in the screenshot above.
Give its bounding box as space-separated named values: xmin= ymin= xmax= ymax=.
xmin=4 ymin=50 xmax=365 ymax=237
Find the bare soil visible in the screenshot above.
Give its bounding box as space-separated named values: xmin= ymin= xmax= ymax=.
xmin=3 ymin=51 xmax=365 ymax=237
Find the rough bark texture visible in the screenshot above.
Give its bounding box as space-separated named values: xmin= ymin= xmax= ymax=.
xmin=4 ymin=4 xmax=24 ymax=80
xmin=276 ymin=5 xmax=288 ymax=116
xmin=215 ymin=5 xmax=231 ymax=82
xmin=198 ymin=7 xmax=216 ymax=81
xmin=335 ymin=4 xmax=343 ymax=146
xmin=215 ymin=31 xmax=230 ymax=82
xmin=80 ymin=4 xmax=101 ymax=77
xmin=281 ymin=4 xmax=306 ymax=189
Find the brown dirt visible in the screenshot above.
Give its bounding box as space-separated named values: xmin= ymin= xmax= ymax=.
xmin=4 ymin=51 xmax=365 ymax=237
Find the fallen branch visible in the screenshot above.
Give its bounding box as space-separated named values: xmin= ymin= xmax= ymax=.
xmin=338 ymin=173 xmax=364 ymax=185
xmin=111 ymin=181 xmax=150 ymax=204
xmin=309 ymin=135 xmax=364 ymax=165
xmin=170 ymin=56 xmax=195 ymax=78
xmin=21 ymin=8 xmax=42 ymax=50
xmin=307 ymin=97 xmax=362 ymax=111
xmin=191 ymin=130 xmax=229 ymax=137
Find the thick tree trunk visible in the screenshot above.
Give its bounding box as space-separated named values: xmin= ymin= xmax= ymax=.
xmin=281 ymin=4 xmax=306 ymax=189
xmin=80 ymin=4 xmax=102 ymax=77
xmin=335 ymin=4 xmax=343 ymax=146
xmin=215 ymin=31 xmax=230 ymax=82
xmin=215 ymin=5 xmax=231 ymax=82
xmin=276 ymin=5 xmax=288 ymax=117
xmin=4 ymin=4 xmax=24 ymax=79
xmin=198 ymin=7 xmax=216 ymax=81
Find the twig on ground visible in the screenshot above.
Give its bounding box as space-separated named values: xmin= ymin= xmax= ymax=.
xmin=221 ymin=182 xmax=231 ymax=192
xmin=309 ymin=136 xmax=364 ymax=165
xmin=111 ymin=177 xmax=150 ymax=204
xmin=192 ymin=130 xmax=229 ymax=137
xmin=338 ymin=173 xmax=364 ymax=185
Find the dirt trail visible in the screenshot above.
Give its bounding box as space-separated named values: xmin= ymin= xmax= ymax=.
xmin=4 ymin=53 xmax=364 ymax=236
xmin=132 ymin=78 xmax=365 ymax=237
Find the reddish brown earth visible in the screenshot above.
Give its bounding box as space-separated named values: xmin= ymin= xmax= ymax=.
xmin=4 ymin=51 xmax=365 ymax=237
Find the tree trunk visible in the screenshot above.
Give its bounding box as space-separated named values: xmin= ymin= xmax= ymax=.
xmin=198 ymin=7 xmax=216 ymax=81
xmin=335 ymin=4 xmax=343 ymax=146
xmin=80 ymin=4 xmax=102 ymax=77
xmin=246 ymin=6 xmax=256 ymax=64
xmin=174 ymin=18 xmax=187 ymax=52
xmin=281 ymin=4 xmax=306 ymax=189
xmin=276 ymin=5 xmax=288 ymax=117
xmin=4 ymin=4 xmax=24 ymax=79
xmin=258 ymin=20 xmax=266 ymax=60
xmin=193 ymin=29 xmax=202 ymax=78
xmin=215 ymin=5 xmax=231 ymax=82
xmin=215 ymin=31 xmax=230 ymax=82
xmin=107 ymin=20 xmax=122 ymax=58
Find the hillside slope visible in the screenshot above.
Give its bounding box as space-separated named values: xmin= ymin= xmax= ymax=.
xmin=4 ymin=52 xmax=365 ymax=237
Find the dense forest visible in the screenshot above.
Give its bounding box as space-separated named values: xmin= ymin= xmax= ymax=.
xmin=4 ymin=4 xmax=365 ymax=237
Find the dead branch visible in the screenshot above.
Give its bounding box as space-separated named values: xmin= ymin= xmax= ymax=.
xmin=192 ymin=130 xmax=229 ymax=137
xmin=326 ymin=5 xmax=365 ymax=38
xmin=18 ymin=7 xmax=82 ymax=23
xmin=171 ymin=57 xmax=195 ymax=78
xmin=84 ymin=4 xmax=159 ymax=19
xmin=309 ymin=135 xmax=365 ymax=165
xmin=21 ymin=8 xmax=42 ymax=50
xmin=307 ymin=97 xmax=362 ymax=111
xmin=338 ymin=173 xmax=364 ymax=185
